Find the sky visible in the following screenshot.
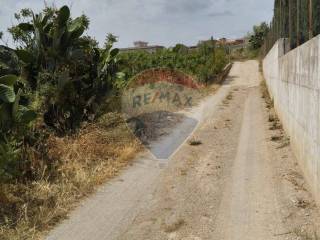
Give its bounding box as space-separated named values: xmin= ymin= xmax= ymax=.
xmin=0 ymin=0 xmax=274 ymax=48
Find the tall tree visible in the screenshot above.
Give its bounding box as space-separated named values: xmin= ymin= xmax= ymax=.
xmin=300 ymin=0 xmax=310 ymax=43
xmin=281 ymin=0 xmax=290 ymax=38
xmin=297 ymin=0 xmax=301 ymax=45
xmin=313 ymin=0 xmax=320 ymax=36
xmin=248 ymin=22 xmax=270 ymax=50
xmin=275 ymin=0 xmax=281 ymax=39
xmin=309 ymin=0 xmax=313 ymax=39
xmin=289 ymin=0 xmax=298 ymax=48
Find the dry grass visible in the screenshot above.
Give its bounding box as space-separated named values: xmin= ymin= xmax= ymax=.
xmin=260 ymin=77 xmax=292 ymax=151
xmin=162 ymin=218 xmax=185 ymax=233
xmin=294 ymin=229 xmax=320 ymax=240
xmin=188 ymin=138 xmax=202 ymax=146
xmin=226 ymin=92 xmax=233 ymax=101
xmin=222 ymin=91 xmax=234 ymax=106
xmin=270 ymin=135 xmax=281 ymax=142
xmin=260 ymin=80 xmax=270 ymax=100
xmin=0 ymin=113 xmax=141 ymax=240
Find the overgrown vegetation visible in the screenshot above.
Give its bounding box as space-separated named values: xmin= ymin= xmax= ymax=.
xmin=7 ymin=6 xmax=122 ymax=133
xmin=248 ymin=22 xmax=269 ymax=50
xmin=0 ymin=3 xmax=231 ymax=240
xmin=0 ymin=5 xmax=125 ymax=175
xmin=0 ymin=5 xmax=129 ymax=239
xmin=229 ymin=22 xmax=269 ymax=61
xmin=0 ymin=47 xmax=37 ymax=181
xmin=245 ymin=22 xmax=270 ymax=58
xmin=0 ymin=113 xmax=141 ymax=239
xmin=119 ymin=42 xmax=229 ymax=84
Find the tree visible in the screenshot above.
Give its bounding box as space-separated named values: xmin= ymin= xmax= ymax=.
xmin=248 ymin=22 xmax=270 ymax=50
xmin=171 ymin=44 xmax=188 ymax=53
xmin=289 ymin=0 xmax=298 ymax=48
xmin=104 ymin=33 xmax=118 ymax=49
xmin=7 ymin=5 xmax=121 ymax=133
xmin=299 ymin=0 xmax=310 ymax=43
xmin=281 ymin=0 xmax=290 ymax=38
xmin=313 ymin=0 xmax=320 ymax=36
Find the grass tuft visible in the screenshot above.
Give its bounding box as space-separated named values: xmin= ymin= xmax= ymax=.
xmin=188 ymin=138 xmax=203 ymax=146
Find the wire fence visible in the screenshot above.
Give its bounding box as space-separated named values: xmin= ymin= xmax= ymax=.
xmin=262 ymin=0 xmax=320 ymax=57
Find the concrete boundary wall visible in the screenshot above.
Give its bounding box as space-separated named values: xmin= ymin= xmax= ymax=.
xmin=263 ymin=37 xmax=320 ymax=204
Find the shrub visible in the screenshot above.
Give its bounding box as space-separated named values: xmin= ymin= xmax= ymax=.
xmin=118 ymin=41 xmax=228 ymax=85
xmin=0 ymin=67 xmax=36 ymax=180
xmin=9 ymin=6 xmax=122 ymax=134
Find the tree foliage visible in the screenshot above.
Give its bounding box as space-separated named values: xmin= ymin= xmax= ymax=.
xmin=0 ymin=5 xmax=123 ymax=179
xmin=313 ymin=0 xmax=320 ymax=36
xmin=263 ymin=0 xmax=320 ymax=55
xmin=0 ymin=4 xmax=230 ymax=182
xmin=0 ymin=47 xmax=36 ymax=180
xmin=248 ymin=22 xmax=270 ymax=50
xmin=7 ymin=5 xmax=121 ymax=133
xmin=119 ymin=42 xmax=228 ymax=84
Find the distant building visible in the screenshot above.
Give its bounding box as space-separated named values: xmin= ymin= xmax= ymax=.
xmin=202 ymin=38 xmax=246 ymax=46
xmin=188 ymin=37 xmax=247 ymax=51
xmin=133 ymin=41 xmax=149 ymax=48
xmin=226 ymin=38 xmax=247 ymax=51
xmin=219 ymin=38 xmax=227 ymax=44
xmin=198 ymin=39 xmax=218 ymax=45
xmin=207 ymin=38 xmax=246 ymax=46
xmin=188 ymin=46 xmax=198 ymax=51
xmin=120 ymin=41 xmax=165 ymax=53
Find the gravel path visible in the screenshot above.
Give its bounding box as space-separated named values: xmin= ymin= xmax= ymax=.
xmin=46 ymin=61 xmax=320 ymax=240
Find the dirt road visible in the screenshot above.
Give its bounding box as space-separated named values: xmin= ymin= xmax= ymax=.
xmin=46 ymin=61 xmax=320 ymax=240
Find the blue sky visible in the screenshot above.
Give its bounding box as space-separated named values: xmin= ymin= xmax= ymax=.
xmin=0 ymin=0 xmax=274 ymax=48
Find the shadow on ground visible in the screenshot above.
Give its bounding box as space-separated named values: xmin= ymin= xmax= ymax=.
xmin=126 ymin=111 xmax=198 ymax=160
